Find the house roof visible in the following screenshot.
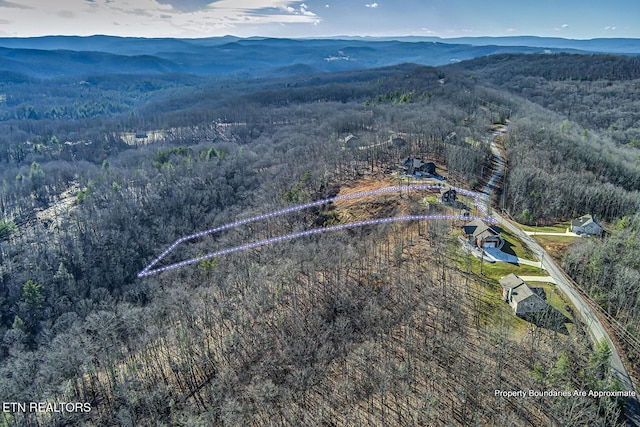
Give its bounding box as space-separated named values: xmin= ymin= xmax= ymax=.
xmin=462 ymin=219 xmax=484 ymax=235
xmin=412 ymin=159 xmax=426 ymax=168
xmin=500 ymin=274 xmax=547 ymax=314
xmin=500 ymin=274 xmax=547 ymax=304
xmin=400 ymin=157 xmax=436 ymax=172
xmin=509 ymin=283 xmax=537 ymax=304
xmin=463 ymin=220 xmax=498 ymax=239
xmin=512 ymin=283 xmax=549 ymax=305
xmin=499 ymin=273 xmax=526 ymax=290
xmin=531 ymin=287 xmax=546 ymax=300
xmin=401 ymin=157 xmax=425 ymax=168
xmin=476 ymin=228 xmax=500 ymax=242
xmin=572 ymin=214 xmax=601 ymax=228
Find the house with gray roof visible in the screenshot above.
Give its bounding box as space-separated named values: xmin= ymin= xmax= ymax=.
xmin=400 ymin=157 xmax=436 ymax=177
xmin=571 ymin=214 xmax=603 ymax=236
xmin=499 ymin=274 xmax=547 ymax=316
xmin=462 ymin=219 xmax=503 ymax=249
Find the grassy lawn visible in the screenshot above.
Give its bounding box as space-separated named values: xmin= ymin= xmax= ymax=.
xmin=470 ymin=256 xmax=543 ymax=282
xmin=452 ymin=222 xmax=580 ymax=336
xmin=453 ymin=232 xmax=542 ymax=282
xmin=476 ymin=283 xmax=526 ymax=331
xmin=463 ymin=257 xmax=548 ymax=334
xmin=459 ymin=248 xmax=523 ymax=332
xmin=534 ymin=234 xmax=577 ymax=243
xmin=464 ymin=137 xmax=481 ymax=147
xmin=534 ymin=282 xmax=574 ymax=319
xmin=519 ymin=222 xmax=571 ymax=233
xmin=496 ymin=227 xmax=536 ymax=259
xmin=422 ymin=195 xmax=440 ymax=205
xmin=455 ymin=241 xmax=575 ymax=339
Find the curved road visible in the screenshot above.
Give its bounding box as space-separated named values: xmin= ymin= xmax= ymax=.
xmin=482 ymin=128 xmax=640 ymax=426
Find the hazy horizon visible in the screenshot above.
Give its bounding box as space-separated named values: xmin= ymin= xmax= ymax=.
xmin=0 ymin=0 xmax=638 ymax=40
xmin=2 ymin=33 xmax=639 ymax=41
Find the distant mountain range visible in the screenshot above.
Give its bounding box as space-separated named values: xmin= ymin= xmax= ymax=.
xmin=0 ymin=35 xmax=638 ymax=79
xmin=331 ymin=36 xmax=640 ymax=54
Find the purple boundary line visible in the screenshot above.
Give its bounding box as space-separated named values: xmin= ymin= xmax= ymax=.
xmin=139 ymin=214 xmax=491 ymax=277
xmin=139 ymin=185 xmax=495 ymax=277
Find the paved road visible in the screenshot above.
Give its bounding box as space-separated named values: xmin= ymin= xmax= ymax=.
xmin=481 ymin=128 xmax=507 ymax=196
xmin=482 ymin=128 xmax=640 ymax=426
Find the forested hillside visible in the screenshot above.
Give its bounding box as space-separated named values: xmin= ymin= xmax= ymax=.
xmin=450 ymin=53 xmax=640 ymax=143
xmin=563 ymin=214 xmax=640 ymax=372
xmin=450 ymin=53 xmax=640 ymax=383
xmin=0 ymin=51 xmax=636 ymax=425
xmin=446 ymin=54 xmax=640 ymax=222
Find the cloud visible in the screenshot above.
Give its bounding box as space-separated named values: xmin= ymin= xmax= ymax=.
xmin=154 ymin=0 xmax=214 ymax=13
xmin=604 ymin=26 xmax=616 ymax=31
xmin=0 ymin=0 xmax=33 ymax=9
xmin=554 ymin=23 xmax=569 ymax=31
xmin=506 ymin=28 xmax=517 ymax=33
xmin=300 ymin=3 xmax=315 ymax=16
xmin=0 ymin=0 xmax=322 ymax=38
xmin=365 ymin=3 xmax=378 ymax=8
xmin=57 ymin=10 xmax=75 ymax=18
xmin=279 ymin=2 xmax=316 ymax=17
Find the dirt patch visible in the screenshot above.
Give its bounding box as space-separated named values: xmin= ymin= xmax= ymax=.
xmin=331 ymin=175 xmax=441 ymax=222
xmin=34 ymin=182 xmax=81 ymax=231
xmin=534 ymin=236 xmax=573 ymax=264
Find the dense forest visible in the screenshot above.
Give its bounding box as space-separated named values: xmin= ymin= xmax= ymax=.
xmin=452 ymin=53 xmax=640 ymax=382
xmin=450 ymin=53 xmax=640 ymax=143
xmin=0 ymin=51 xmax=638 ymax=425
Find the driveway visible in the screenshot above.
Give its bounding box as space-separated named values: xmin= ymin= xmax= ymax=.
xmin=524 ymin=231 xmax=579 ymax=237
xmin=518 ymin=275 xmax=557 ymax=284
xmin=483 ymin=247 xmax=542 ymax=268
xmin=458 ymin=235 xmax=495 ymax=263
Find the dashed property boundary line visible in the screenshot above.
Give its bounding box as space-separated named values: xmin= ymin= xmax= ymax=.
xmin=139 ymin=185 xmax=494 ymax=277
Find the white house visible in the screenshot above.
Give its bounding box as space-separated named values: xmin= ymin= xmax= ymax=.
xmin=571 ymin=214 xmax=603 ymax=236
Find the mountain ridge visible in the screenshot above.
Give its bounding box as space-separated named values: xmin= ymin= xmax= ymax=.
xmin=0 ymin=35 xmax=636 ymax=79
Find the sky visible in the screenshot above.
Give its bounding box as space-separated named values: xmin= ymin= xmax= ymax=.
xmin=0 ymin=0 xmax=638 ymax=39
